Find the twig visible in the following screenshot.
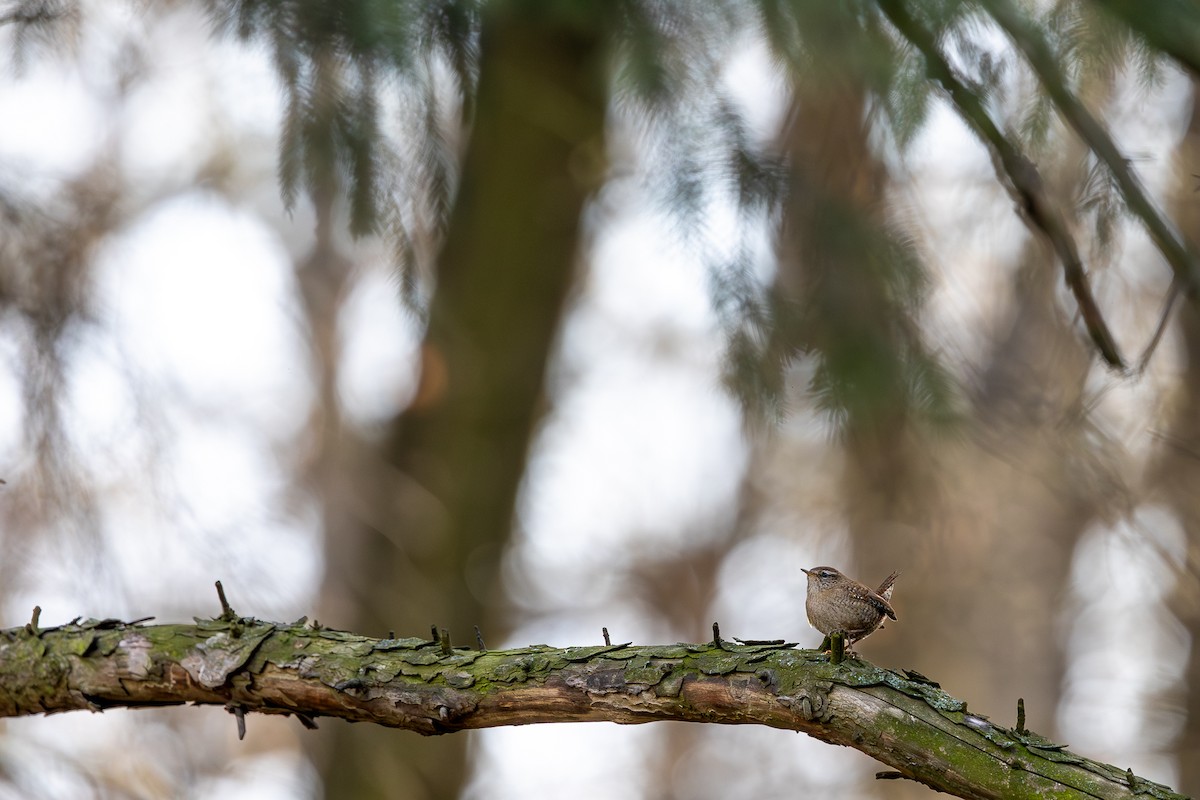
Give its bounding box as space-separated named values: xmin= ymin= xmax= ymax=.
xmin=229 ymin=704 xmax=247 ymax=740
xmin=24 ymin=607 xmax=41 ymax=636
xmin=1136 ymin=279 xmax=1181 ymax=374
xmin=214 ymin=581 xmax=236 ymax=621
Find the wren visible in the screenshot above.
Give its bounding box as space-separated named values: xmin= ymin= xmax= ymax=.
xmin=801 ymin=566 xmax=898 ymax=647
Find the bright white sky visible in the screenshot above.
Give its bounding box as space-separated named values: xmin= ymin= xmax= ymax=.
xmin=0 ymin=2 xmax=1193 ymax=797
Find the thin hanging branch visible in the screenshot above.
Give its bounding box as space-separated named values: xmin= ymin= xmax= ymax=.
xmin=1137 ymin=277 xmax=1182 ymax=374
xmin=877 ymin=0 xmax=1127 ymax=370
xmin=981 ymin=0 xmax=1200 ymax=298
xmin=0 ymin=610 xmax=1188 ymax=800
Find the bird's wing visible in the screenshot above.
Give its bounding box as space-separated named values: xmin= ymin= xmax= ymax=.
xmin=866 ymin=589 xmax=897 ymax=620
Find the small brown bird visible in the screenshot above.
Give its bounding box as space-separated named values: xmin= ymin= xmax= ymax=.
xmin=801 ymin=566 xmax=898 ymax=646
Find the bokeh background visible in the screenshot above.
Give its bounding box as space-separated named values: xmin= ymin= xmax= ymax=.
xmin=2 ymin=1 xmax=1199 ymax=798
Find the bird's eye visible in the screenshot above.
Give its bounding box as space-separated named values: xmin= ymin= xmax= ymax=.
xmin=819 ymin=569 xmax=834 ymax=578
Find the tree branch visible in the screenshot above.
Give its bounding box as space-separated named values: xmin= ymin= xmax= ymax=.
xmin=877 ymin=0 xmax=1127 ymax=370
xmin=981 ymin=0 xmax=1200 ymax=299
xmin=0 ymin=614 xmax=1186 ymax=800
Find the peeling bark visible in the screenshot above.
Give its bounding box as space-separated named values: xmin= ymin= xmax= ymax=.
xmin=0 ymin=615 xmax=1186 ymax=800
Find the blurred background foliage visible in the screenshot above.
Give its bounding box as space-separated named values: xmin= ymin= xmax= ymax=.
xmin=2 ymin=0 xmax=1200 ymax=798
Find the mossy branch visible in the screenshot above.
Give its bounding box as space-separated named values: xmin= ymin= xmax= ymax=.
xmin=0 ymin=612 xmax=1187 ymax=800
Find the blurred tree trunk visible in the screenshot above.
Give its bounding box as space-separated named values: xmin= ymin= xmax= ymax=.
xmin=1152 ymin=78 xmax=1200 ymax=800
xmin=934 ymin=236 xmax=1101 ymax=736
xmin=780 ymin=57 xmax=934 ymax=676
xmin=778 ymin=61 xmax=938 ymax=798
xmin=782 ymin=83 xmax=934 ymax=575
xmin=313 ymin=5 xmax=608 ymax=798
xmin=905 ymin=61 xmax=1130 ymax=778
xmin=858 ymin=149 xmax=1110 ymax=776
xmin=777 ymin=51 xmax=1122 ymax=798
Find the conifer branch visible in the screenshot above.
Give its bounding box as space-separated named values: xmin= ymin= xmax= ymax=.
xmin=878 ymin=0 xmax=1127 ymax=369
xmin=981 ymin=0 xmax=1200 ymax=298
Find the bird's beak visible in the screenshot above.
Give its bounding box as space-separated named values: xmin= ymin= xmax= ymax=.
xmin=801 ymin=568 xmax=811 ymax=576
